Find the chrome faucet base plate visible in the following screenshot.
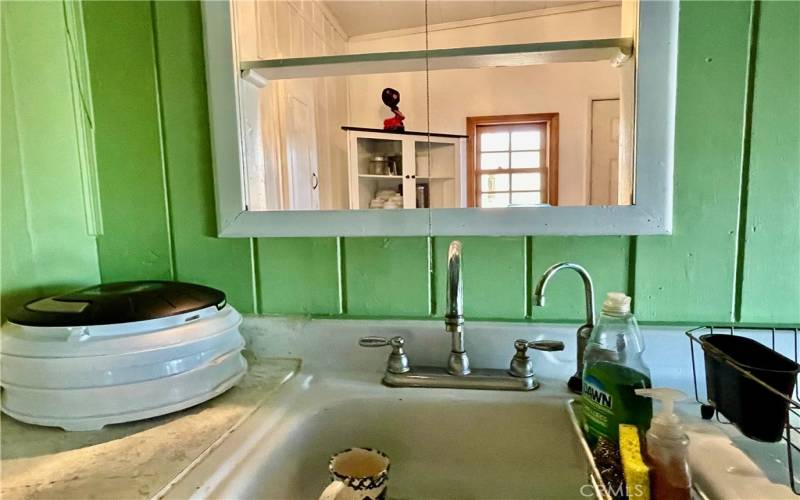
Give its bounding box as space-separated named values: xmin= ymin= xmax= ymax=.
xmin=383 ymin=366 xmax=539 ymax=391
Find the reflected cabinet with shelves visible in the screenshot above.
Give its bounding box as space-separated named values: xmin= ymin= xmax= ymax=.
xmin=345 ymin=127 xmax=466 ymax=210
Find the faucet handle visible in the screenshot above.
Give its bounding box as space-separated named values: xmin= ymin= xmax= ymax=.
xmin=359 ymin=336 xmax=404 ymax=348
xmin=359 ymin=336 xmax=410 ymax=374
xmin=515 ymin=339 xmax=565 ymax=352
xmin=509 ymin=338 xmax=564 ymax=378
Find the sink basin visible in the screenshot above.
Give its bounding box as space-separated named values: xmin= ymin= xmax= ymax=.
xmin=159 ymin=318 xmax=800 ymax=499
xmin=162 ymin=372 xmax=587 ymax=499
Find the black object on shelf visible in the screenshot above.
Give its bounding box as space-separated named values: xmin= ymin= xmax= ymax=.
xmin=701 ymin=333 xmax=800 ymax=442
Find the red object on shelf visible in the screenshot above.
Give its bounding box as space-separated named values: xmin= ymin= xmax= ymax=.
xmin=383 ymin=109 xmax=405 ymax=132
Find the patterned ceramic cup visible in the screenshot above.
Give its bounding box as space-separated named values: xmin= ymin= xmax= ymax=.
xmin=318 ymin=447 xmax=390 ymax=500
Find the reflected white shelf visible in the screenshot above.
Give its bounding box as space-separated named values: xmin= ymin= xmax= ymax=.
xmin=358 ymin=174 xmax=403 ymax=179
xmin=241 ymin=38 xmax=632 ymax=81
xmin=358 ymin=174 xmax=455 ymax=180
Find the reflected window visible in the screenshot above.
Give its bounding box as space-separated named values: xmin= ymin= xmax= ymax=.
xmin=467 ymin=114 xmax=558 ymax=208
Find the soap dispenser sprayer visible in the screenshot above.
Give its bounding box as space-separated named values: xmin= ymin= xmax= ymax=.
xmin=634 ymin=388 xmax=692 ymax=500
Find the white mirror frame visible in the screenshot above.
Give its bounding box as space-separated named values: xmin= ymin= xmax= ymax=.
xmin=201 ymin=0 xmax=677 ymax=237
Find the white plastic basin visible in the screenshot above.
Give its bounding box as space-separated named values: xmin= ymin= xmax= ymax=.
xmin=1 ymin=305 xmax=247 ymax=430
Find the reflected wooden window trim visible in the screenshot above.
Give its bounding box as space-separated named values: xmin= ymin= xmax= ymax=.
xmin=466 ymin=113 xmax=559 ymax=207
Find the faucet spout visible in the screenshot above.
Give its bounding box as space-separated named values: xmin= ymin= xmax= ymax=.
xmin=445 ymin=240 xmax=464 ymax=335
xmin=445 ymin=240 xmax=469 ymax=375
xmin=533 ymin=262 xmax=595 ymax=393
xmin=533 ymin=262 xmax=595 ymax=325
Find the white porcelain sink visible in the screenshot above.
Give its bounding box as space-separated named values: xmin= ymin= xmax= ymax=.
xmin=158 ymin=318 xmax=798 ymax=500
xmin=162 ymin=372 xmax=587 ymax=499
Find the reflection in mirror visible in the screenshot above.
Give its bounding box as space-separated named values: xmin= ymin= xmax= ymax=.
xmin=233 ymin=0 xmax=636 ymax=211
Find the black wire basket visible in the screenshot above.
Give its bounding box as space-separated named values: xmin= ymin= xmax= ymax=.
xmin=687 ymin=326 xmax=800 ymax=494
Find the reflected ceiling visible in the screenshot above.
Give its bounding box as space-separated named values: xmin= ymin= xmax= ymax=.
xmin=323 ymin=0 xmax=607 ymax=37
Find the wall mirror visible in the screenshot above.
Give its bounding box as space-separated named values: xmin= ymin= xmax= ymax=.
xmin=202 ymin=0 xmax=677 ymax=236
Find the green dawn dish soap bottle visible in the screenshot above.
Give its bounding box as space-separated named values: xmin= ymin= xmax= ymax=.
xmin=582 ymin=292 xmax=652 ymax=446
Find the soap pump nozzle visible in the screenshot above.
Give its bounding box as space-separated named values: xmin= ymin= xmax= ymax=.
xmin=635 ymin=387 xmax=687 ymax=439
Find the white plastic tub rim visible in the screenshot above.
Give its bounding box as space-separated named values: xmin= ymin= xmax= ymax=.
xmin=0 ymin=305 xmax=242 ymax=357
xmin=5 ymin=302 xmax=229 ymax=340
xmin=0 ymin=326 xmax=245 ymax=389
xmin=0 ymin=348 xmax=248 ymax=430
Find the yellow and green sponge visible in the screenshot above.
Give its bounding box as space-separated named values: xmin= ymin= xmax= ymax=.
xmin=619 ymin=424 xmax=650 ymax=500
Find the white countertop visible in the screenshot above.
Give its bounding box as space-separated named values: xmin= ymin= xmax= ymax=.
xmin=0 ymin=355 xmax=298 ymax=500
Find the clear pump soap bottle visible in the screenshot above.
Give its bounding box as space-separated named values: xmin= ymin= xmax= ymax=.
xmin=635 ymin=388 xmax=692 ymax=500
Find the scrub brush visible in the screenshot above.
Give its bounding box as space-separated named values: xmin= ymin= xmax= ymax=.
xmin=593 ymin=437 xmax=625 ymax=499
xmin=619 ymin=424 xmax=650 ymax=500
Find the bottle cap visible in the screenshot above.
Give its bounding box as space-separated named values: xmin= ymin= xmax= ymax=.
xmin=635 ymin=387 xmax=687 ymax=439
xmin=602 ymin=292 xmax=631 ymax=315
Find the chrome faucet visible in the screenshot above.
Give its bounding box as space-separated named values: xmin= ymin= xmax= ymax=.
xmin=533 ymin=262 xmax=595 ymax=394
xmin=360 ymin=240 xmax=564 ymax=391
xmin=445 ymin=240 xmax=469 ymax=376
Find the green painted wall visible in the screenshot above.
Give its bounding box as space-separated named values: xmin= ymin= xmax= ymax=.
xmin=3 ymin=1 xmax=798 ymax=326
xmin=1 ymin=1 xmax=101 ymax=319
xmin=737 ymin=1 xmax=800 ymax=324
xmin=635 ymin=1 xmax=756 ymax=325
xmin=83 ymin=2 xmax=175 ymax=283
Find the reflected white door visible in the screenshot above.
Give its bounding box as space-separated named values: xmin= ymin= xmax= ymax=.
xmin=285 ymin=82 xmax=320 ymax=210
xmin=590 ymin=99 xmax=620 ymax=205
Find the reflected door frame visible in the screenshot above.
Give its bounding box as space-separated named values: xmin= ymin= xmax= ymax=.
xmin=588 ymin=98 xmax=623 ymax=206
xmin=466 ymin=113 xmax=559 ymax=208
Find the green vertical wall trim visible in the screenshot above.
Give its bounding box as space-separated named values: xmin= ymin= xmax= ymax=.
xmin=626 ymin=236 xmax=637 ymax=313
xmin=252 ymin=237 xmax=262 ymax=314
xmin=525 ymin=236 xmax=533 ymax=318
xmin=531 ymin=237 xmax=630 ymax=322
xmin=343 ymin=237 xmax=430 ymax=317
xmin=425 ymin=236 xmax=434 ymax=316
xmin=737 ymin=0 xmax=800 ymax=324
xmin=432 ymin=237 xmax=527 ymax=320
xmin=149 ymin=0 xmax=178 ymax=282
xmin=149 ymin=0 xmax=256 ymax=312
xmin=733 ymin=0 xmax=761 ymax=322
xmin=62 ymin=0 xmax=103 ymax=237
xmin=249 ymin=237 xmax=260 ymax=313
xmin=83 ymin=1 xmax=173 ymax=282
xmin=255 ymin=238 xmax=340 ymax=315
xmin=1 ymin=1 xmax=101 ymax=319
xmin=634 ymin=1 xmax=752 ymax=324
xmin=428 ymin=237 xmax=440 ymax=316
xmin=2 ymin=15 xmax=37 ymax=317
xmin=429 ymin=235 xmax=438 ymax=316
xmin=337 ymin=237 xmax=347 ymax=314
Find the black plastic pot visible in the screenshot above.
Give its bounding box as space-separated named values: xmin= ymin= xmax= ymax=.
xmin=701 ymin=334 xmax=800 ymax=442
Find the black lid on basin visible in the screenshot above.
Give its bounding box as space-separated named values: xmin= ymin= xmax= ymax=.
xmin=7 ymin=281 xmax=227 ymax=327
